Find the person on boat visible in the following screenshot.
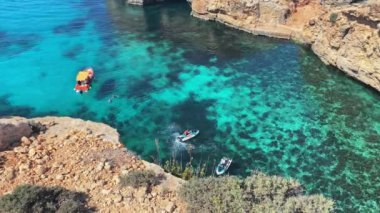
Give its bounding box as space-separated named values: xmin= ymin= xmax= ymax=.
xmin=184 ymin=130 xmax=190 ymax=136
xmin=221 ymin=158 xmax=226 ymax=165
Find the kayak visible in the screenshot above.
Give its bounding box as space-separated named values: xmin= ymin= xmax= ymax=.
xmin=176 ymin=130 xmax=199 ymax=143
xmin=215 ymin=157 xmax=232 ymax=175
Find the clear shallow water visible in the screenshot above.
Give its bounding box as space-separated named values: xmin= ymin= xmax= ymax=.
xmin=1 ymin=0 xmax=380 ymax=211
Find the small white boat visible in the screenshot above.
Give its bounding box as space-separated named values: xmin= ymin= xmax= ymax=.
xmin=176 ymin=130 xmax=199 ymax=143
xmin=215 ymin=157 xmax=232 ymax=175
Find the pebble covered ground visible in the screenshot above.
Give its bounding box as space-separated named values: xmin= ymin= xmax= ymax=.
xmin=0 ymin=117 xmax=185 ymax=213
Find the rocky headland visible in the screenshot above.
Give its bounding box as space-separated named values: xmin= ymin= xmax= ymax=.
xmin=0 ymin=117 xmax=185 ymax=213
xmin=188 ymin=0 xmax=380 ymax=92
xmin=0 ymin=116 xmax=335 ymax=212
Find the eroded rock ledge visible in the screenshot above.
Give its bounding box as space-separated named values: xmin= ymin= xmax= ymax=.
xmin=191 ymin=0 xmax=380 ymax=92
xmin=0 ymin=116 xmax=185 ymax=213
xmin=125 ymin=0 xmax=166 ymax=6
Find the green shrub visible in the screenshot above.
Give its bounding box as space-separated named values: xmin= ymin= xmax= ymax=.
xmin=284 ymin=195 xmax=335 ymax=213
xmin=163 ymin=159 xmax=183 ymax=177
xmin=163 ymin=159 xmax=208 ymax=180
xmin=119 ymin=170 xmax=163 ymax=188
xmin=179 ymin=172 xmax=334 ymax=213
xmin=179 ymin=176 xmax=246 ymax=213
xmin=329 ymin=13 xmax=338 ymax=23
xmin=243 ymin=172 xmax=302 ymax=205
xmin=0 ymin=185 xmax=90 ymax=213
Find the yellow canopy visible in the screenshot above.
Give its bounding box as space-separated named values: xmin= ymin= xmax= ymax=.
xmin=76 ymin=71 xmax=89 ymax=81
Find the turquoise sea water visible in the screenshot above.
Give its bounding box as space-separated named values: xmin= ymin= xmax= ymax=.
xmin=1 ymin=0 xmax=380 ymax=211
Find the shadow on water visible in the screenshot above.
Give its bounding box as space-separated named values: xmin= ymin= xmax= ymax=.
xmin=171 ymin=95 xmax=217 ymax=140
xmin=0 ymin=95 xmax=35 ymax=117
xmin=106 ymin=0 xmax=282 ymax=65
xmin=53 ymin=18 xmax=87 ymax=35
xmin=0 ymin=32 xmax=41 ymax=57
xmin=96 ymin=79 xmax=117 ymax=100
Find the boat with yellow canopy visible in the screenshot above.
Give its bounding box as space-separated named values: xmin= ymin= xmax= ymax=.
xmin=74 ymin=68 xmax=94 ymax=93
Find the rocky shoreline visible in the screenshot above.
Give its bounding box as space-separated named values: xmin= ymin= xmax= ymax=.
xmin=0 ymin=117 xmax=185 ymax=212
xmin=0 ymin=116 xmax=335 ymax=212
xmin=188 ymin=0 xmax=380 ymax=92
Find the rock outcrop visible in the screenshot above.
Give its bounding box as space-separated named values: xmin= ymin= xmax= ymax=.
xmin=191 ymin=0 xmax=303 ymax=40
xmin=0 ymin=117 xmax=185 ymax=212
xmin=321 ymin=0 xmax=353 ymax=6
xmin=0 ymin=117 xmax=32 ymax=151
xmin=190 ymin=0 xmax=380 ymax=92
xmin=126 ymin=0 xmax=165 ymax=6
xmin=304 ymin=4 xmax=380 ymax=91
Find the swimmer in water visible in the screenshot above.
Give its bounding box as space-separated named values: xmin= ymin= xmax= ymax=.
xmin=108 ymin=95 xmax=119 ymax=103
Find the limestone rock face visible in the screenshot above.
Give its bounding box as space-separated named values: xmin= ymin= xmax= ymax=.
xmin=0 ymin=117 xmax=32 ymax=151
xmin=126 ymin=0 xmax=164 ymax=6
xmin=191 ymin=0 xmax=300 ymax=39
xmin=191 ymin=0 xmax=380 ymax=92
xmin=0 ymin=116 xmax=186 ymax=212
xmin=304 ymin=5 xmax=380 ymax=91
xmin=321 ymin=0 xmax=353 ymax=6
xmin=192 ymin=0 xmax=290 ymax=25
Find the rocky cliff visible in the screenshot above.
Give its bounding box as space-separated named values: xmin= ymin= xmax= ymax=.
xmin=304 ymin=4 xmax=380 ymax=91
xmin=191 ymin=0 xmax=304 ymax=39
xmin=0 ymin=117 xmax=33 ymax=151
xmin=126 ymin=0 xmax=166 ymax=6
xmin=190 ymin=0 xmax=380 ymax=92
xmin=0 ymin=117 xmax=185 ymax=213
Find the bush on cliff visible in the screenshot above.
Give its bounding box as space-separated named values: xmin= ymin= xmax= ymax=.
xmin=120 ymin=170 xmax=164 ymax=189
xmin=179 ymin=172 xmax=334 ymax=213
xmin=179 ymin=175 xmax=246 ymax=213
xmin=0 ymin=185 xmax=91 ymax=213
xmin=329 ymin=13 xmax=338 ymax=23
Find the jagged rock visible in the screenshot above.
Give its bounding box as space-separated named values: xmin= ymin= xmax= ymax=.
xmin=56 ymin=174 xmax=64 ymax=180
xmin=21 ymin=136 xmax=31 ymax=146
xmin=126 ymin=0 xmax=161 ymax=6
xmin=321 ymin=0 xmax=353 ymax=6
xmin=304 ymin=6 xmax=380 ymax=91
xmin=34 ymin=159 xmax=46 ymax=165
xmin=28 ymin=148 xmax=36 ymax=157
xmin=165 ymin=202 xmax=176 ymax=213
xmin=101 ymin=189 xmax=111 ymax=195
xmin=4 ymin=168 xmax=15 ymax=181
xmin=121 ymin=169 xmax=129 ymax=176
xmin=18 ymin=163 xmax=30 ymax=172
xmin=136 ymin=188 xmax=146 ymax=203
xmin=14 ymin=146 xmax=28 ymax=153
xmin=96 ymin=162 xmax=104 ymax=171
xmin=0 ymin=117 xmax=33 ymax=151
xmin=191 ymin=0 xmax=380 ymax=93
xmin=34 ymin=165 xmax=47 ymax=175
xmin=97 ymin=180 xmax=106 ymax=187
xmin=104 ymin=162 xmax=112 ymax=170
xmin=113 ymin=175 xmax=120 ymax=185
xmin=113 ymin=194 xmax=123 ymax=203
xmin=0 ymin=117 xmax=186 ymax=212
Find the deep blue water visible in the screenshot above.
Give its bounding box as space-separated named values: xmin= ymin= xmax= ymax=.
xmin=1 ymin=0 xmax=380 ymax=211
